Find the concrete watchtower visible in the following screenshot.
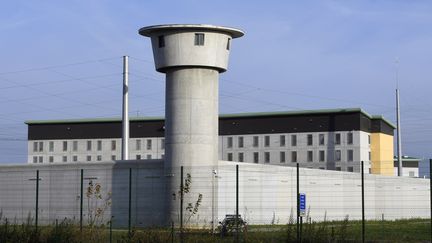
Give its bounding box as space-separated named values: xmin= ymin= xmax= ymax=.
xmin=139 ymin=24 xmax=243 ymax=225
xmin=139 ymin=24 xmax=243 ymax=169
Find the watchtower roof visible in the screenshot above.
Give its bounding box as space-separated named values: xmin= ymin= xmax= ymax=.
xmin=139 ymin=24 xmax=245 ymax=38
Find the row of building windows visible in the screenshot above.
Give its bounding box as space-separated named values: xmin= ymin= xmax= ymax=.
xmin=134 ymin=139 xmax=164 ymax=151
xmin=225 ymin=152 xmax=356 ymax=172
xmin=158 ymin=33 xmax=231 ymax=50
xmin=32 ymin=133 xmax=365 ymax=153
xmin=32 ymin=153 xmax=163 ymax=163
xmin=32 ymin=139 xmax=165 ymax=153
xmin=225 ymin=133 xmax=358 ymax=149
xmin=226 ymin=149 xmax=356 ymax=163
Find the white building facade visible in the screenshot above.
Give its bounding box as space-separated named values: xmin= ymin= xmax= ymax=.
xmin=26 ymin=108 xmax=395 ymax=175
xmin=219 ymin=130 xmax=371 ymax=173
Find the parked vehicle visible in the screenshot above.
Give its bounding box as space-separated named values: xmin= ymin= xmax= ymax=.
xmin=218 ymin=214 xmax=247 ymax=237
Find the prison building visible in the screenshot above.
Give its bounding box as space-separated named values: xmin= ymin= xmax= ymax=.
xmin=393 ymin=156 xmax=420 ymax=177
xmin=26 ymin=108 xmax=395 ymax=175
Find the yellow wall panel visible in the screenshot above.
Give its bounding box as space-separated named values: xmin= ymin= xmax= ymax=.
xmin=370 ymin=133 xmax=394 ymax=176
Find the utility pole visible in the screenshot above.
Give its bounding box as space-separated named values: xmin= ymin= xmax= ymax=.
xmin=122 ymin=55 xmax=129 ymax=160
xmin=396 ymin=88 xmax=402 ymax=176
xmin=395 ymin=58 xmax=402 ymax=176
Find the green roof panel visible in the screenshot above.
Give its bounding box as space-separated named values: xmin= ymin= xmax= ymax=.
xmin=25 ymin=107 xmax=395 ymax=128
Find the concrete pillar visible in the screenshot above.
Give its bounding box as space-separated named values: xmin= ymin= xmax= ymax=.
xmin=139 ymin=24 xmax=243 ymax=226
xmin=165 ymin=68 xmax=219 ymax=169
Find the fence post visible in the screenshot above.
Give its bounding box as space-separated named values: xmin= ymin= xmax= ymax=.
xmin=171 ymin=221 xmax=175 ymax=243
xmin=361 ymin=161 xmax=365 ymax=243
xmin=128 ymin=167 xmax=132 ymax=237
xmin=236 ymin=164 xmax=239 ymax=243
xmin=296 ymin=163 xmax=300 ymax=243
xmin=35 ymin=170 xmax=39 ymax=230
xmin=300 ymin=216 xmax=303 ymax=242
xmin=80 ymin=169 xmax=83 ymax=232
xmin=429 ymin=159 xmax=431 ymax=243
xmin=180 ymin=166 xmax=184 ymax=243
xmin=109 ymin=216 xmax=113 ymax=243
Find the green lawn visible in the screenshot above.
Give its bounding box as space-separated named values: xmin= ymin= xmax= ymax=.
xmin=0 ymin=218 xmax=430 ymax=242
xmin=105 ymin=218 xmax=432 ymax=242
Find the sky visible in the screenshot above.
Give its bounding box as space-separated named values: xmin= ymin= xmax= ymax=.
xmin=0 ymin=0 xmax=431 ymax=173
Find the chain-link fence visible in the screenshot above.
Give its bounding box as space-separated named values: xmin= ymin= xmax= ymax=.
xmin=0 ymin=160 xmax=430 ymax=242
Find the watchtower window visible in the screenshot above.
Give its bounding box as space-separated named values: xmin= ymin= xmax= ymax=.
xmin=158 ymin=35 xmax=165 ymax=48
xmin=194 ymin=33 xmax=205 ymax=46
xmin=227 ymin=38 xmax=231 ymax=50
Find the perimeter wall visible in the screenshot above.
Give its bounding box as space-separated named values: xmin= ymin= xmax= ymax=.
xmin=0 ymin=160 xmax=429 ymax=228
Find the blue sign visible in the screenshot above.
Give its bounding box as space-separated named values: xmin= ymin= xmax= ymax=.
xmin=300 ymin=193 xmax=306 ymax=216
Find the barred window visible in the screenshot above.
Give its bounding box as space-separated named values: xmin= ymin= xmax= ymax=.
xmin=253 ymin=152 xmax=259 ymax=163
xmin=335 ymin=150 xmax=341 ymax=161
xmin=264 ymin=152 xmax=270 ymax=163
xmin=319 ymin=134 xmax=325 ymax=145
xmin=63 ymin=141 xmax=68 ymax=152
xmin=264 ymin=136 xmax=270 ymax=147
xmin=335 ymin=133 xmax=341 ymax=145
xmin=158 ymin=35 xmax=165 ymax=48
xmin=307 ymin=134 xmax=313 ymax=146
xmin=347 ymin=150 xmax=354 ymax=161
xmin=73 ymin=141 xmax=78 ymax=151
xmin=238 ymin=137 xmax=244 ymax=148
xmin=291 ymin=151 xmax=297 ymax=163
xmin=194 ymin=33 xmax=205 ymax=46
xmin=87 ymin=141 xmax=92 ymax=151
xmin=238 ymin=153 xmax=244 ymax=162
xmin=291 ymin=135 xmax=297 ymax=146
xmin=227 ymin=137 xmax=233 ymax=148
xmin=307 ymin=151 xmax=313 ymax=162
xmin=347 ymin=133 xmax=353 ymax=145
xmin=319 ymin=150 xmax=325 ymax=162
xmin=280 ymin=151 xmax=286 ymax=163
xmin=253 ymin=136 xmax=259 ymax=147
xmin=97 ymin=140 xmax=102 ymax=151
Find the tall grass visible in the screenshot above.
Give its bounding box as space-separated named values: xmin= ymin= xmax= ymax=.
xmin=0 ymin=213 xmax=429 ymax=243
xmin=0 ymin=214 xmax=110 ymax=243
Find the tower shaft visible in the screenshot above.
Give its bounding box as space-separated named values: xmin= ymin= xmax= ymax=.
xmin=165 ymin=68 xmax=219 ymax=169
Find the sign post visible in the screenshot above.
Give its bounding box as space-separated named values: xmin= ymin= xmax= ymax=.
xmin=300 ymin=193 xmax=306 ymax=216
xmin=299 ymin=193 xmax=306 ymax=242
